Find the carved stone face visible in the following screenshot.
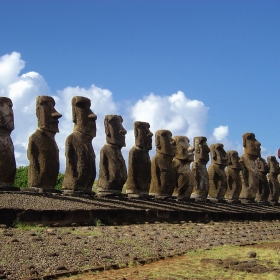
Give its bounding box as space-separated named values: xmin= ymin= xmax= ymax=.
xmin=242 ymin=132 xmax=261 ymax=159
xmin=36 ymin=96 xmax=62 ymax=133
xmin=267 ymin=156 xmax=280 ymax=174
xmin=72 ymin=96 xmax=97 ymax=138
xmin=210 ymin=143 xmax=228 ymax=167
xmin=256 ymin=157 xmax=269 ymax=173
xmin=0 ymin=97 xmax=14 ymax=131
xmin=105 ymin=115 xmax=127 ymax=147
xmin=194 ymin=136 xmax=210 ymax=163
xmin=174 ymin=136 xmax=194 ymax=162
xmin=134 ymin=121 xmax=153 ymax=151
xmin=155 ymin=130 xmax=175 ymax=156
xmin=227 ymin=150 xmax=241 ymax=169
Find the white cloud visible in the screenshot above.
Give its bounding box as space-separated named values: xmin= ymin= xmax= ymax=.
xmin=0 ymin=52 xmax=25 ymax=90
xmin=0 ymin=52 xmax=121 ymax=171
xmin=213 ymin=125 xmax=229 ymax=141
xmin=1 ymin=51 xmax=256 ymax=174
xmin=56 ymin=85 xmax=119 ymax=171
xmin=129 ymin=91 xmax=209 ymax=142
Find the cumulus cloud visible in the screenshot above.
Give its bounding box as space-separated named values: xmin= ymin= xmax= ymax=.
xmin=0 ymin=52 xmax=25 ymax=90
xmin=0 ymin=52 xmax=120 ymax=169
xmin=213 ymin=125 xmax=229 ymax=141
xmin=129 ymin=91 xmax=209 ymax=142
xmin=56 ymin=85 xmax=119 ymax=171
xmin=0 ymin=51 xmax=247 ymax=174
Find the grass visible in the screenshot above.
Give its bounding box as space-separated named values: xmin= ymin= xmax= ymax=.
xmin=12 ymin=220 xmax=45 ymax=233
xmin=70 ymin=229 xmax=102 ymax=237
xmin=60 ymin=241 xmax=280 ymax=280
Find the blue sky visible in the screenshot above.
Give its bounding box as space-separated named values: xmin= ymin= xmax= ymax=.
xmin=0 ymin=0 xmax=279 ymax=170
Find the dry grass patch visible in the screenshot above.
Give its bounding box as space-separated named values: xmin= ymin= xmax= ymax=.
xmin=60 ymin=241 xmax=280 ymax=280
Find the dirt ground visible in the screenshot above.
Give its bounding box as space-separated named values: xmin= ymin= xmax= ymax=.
xmin=61 ymin=242 xmax=280 ymax=280
xmin=1 ymin=220 xmax=280 ymax=279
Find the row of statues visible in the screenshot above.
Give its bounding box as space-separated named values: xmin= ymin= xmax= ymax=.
xmin=1 ymin=96 xmax=280 ymax=204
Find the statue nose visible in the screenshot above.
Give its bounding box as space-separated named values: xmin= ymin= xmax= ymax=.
xmin=51 ymin=111 xmax=62 ymax=119
xmin=89 ymin=113 xmax=97 ymax=120
xmin=120 ymin=129 xmax=127 ymax=135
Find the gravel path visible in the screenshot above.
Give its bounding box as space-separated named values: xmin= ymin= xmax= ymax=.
xmin=1 ymin=192 xmax=280 ymax=213
xmin=0 ymin=220 xmax=280 ymax=279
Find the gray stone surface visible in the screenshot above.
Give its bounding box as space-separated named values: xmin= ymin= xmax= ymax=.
xmin=27 ymin=96 xmax=62 ymax=190
xmin=97 ymin=115 xmax=127 ymax=195
xmin=191 ymin=136 xmax=210 ymax=200
xmin=126 ymin=121 xmax=153 ymax=196
xmin=172 ymin=136 xmax=195 ymax=199
xmin=62 ymin=96 xmax=97 ymax=193
xmin=0 ymin=97 xmax=16 ymax=190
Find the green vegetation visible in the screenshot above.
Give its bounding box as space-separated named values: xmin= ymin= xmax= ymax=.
xmin=12 ymin=220 xmax=44 ymax=233
xmin=14 ymin=166 xmax=64 ymax=189
xmin=14 ymin=166 xmax=29 ymax=188
xmin=55 ymin=172 xmax=64 ymax=190
xmin=60 ymin=241 xmax=280 ymax=280
xmin=93 ymin=218 xmax=103 ymax=226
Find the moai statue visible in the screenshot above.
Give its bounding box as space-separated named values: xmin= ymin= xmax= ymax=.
xmin=126 ymin=121 xmax=153 ymax=198
xmin=239 ymin=132 xmax=261 ymax=202
xmin=255 ymin=156 xmax=269 ymax=203
xmin=191 ymin=136 xmax=210 ymax=201
xmin=225 ymin=150 xmax=242 ymax=202
xmin=267 ymin=156 xmax=280 ymax=204
xmin=0 ymin=97 xmax=18 ymax=191
xmin=172 ymin=136 xmax=195 ymax=200
xmin=208 ymin=143 xmax=228 ymax=201
xmin=97 ymin=115 xmax=127 ymax=196
xmin=62 ymin=96 xmax=97 ymax=194
xmin=27 ymin=96 xmax=62 ymax=192
xmin=149 ymin=130 xmax=176 ymax=198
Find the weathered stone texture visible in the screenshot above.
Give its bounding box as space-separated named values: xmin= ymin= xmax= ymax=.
xmin=62 ymin=96 xmax=97 ymax=192
xmin=172 ymin=136 xmax=195 ymax=199
xmin=225 ymin=150 xmax=242 ymax=201
xmin=97 ymin=115 xmax=127 ymax=194
xmin=239 ymin=132 xmax=261 ymax=201
xmin=126 ymin=121 xmax=153 ymax=196
xmin=191 ymin=136 xmax=210 ymax=200
xmin=267 ymin=156 xmax=280 ymax=203
xmin=149 ymin=130 xmax=175 ymax=197
xmin=208 ymin=143 xmax=228 ymax=200
xmin=27 ymin=96 xmax=62 ymax=190
xmin=0 ymin=97 xmax=16 ymax=188
xmin=255 ymin=156 xmax=269 ymax=202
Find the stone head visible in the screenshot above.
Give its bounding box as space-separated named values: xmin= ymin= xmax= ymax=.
xmin=227 ymin=150 xmax=241 ymax=169
xmin=36 ymin=96 xmax=62 ymax=133
xmin=72 ymin=96 xmax=97 ymax=138
xmin=0 ymin=97 xmax=14 ymax=132
xmin=133 ymin=121 xmax=153 ymax=151
xmin=155 ymin=130 xmax=175 ymax=156
xmin=242 ymin=132 xmax=261 ymax=159
xmin=210 ymin=143 xmax=228 ymax=167
xmin=267 ymin=156 xmax=280 ymax=174
xmin=193 ymin=136 xmax=210 ymax=163
xmin=173 ymin=136 xmax=194 ymax=162
xmin=104 ymin=115 xmax=127 ymax=147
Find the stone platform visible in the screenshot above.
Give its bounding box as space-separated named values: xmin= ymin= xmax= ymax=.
xmin=0 ymin=192 xmax=279 ymax=226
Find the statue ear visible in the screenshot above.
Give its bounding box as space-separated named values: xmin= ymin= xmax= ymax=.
xmin=104 ymin=119 xmax=110 ymax=137
xmin=256 ymin=158 xmax=260 ymax=169
xmin=228 ymin=154 xmax=232 ymax=165
xmin=72 ymin=106 xmax=77 ymax=124
xmin=134 ymin=124 xmax=138 ymax=138
xmin=243 ymin=137 xmax=246 ymax=147
xmin=155 ymin=134 xmax=161 ymax=149
xmin=213 ymin=150 xmax=217 ymax=160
